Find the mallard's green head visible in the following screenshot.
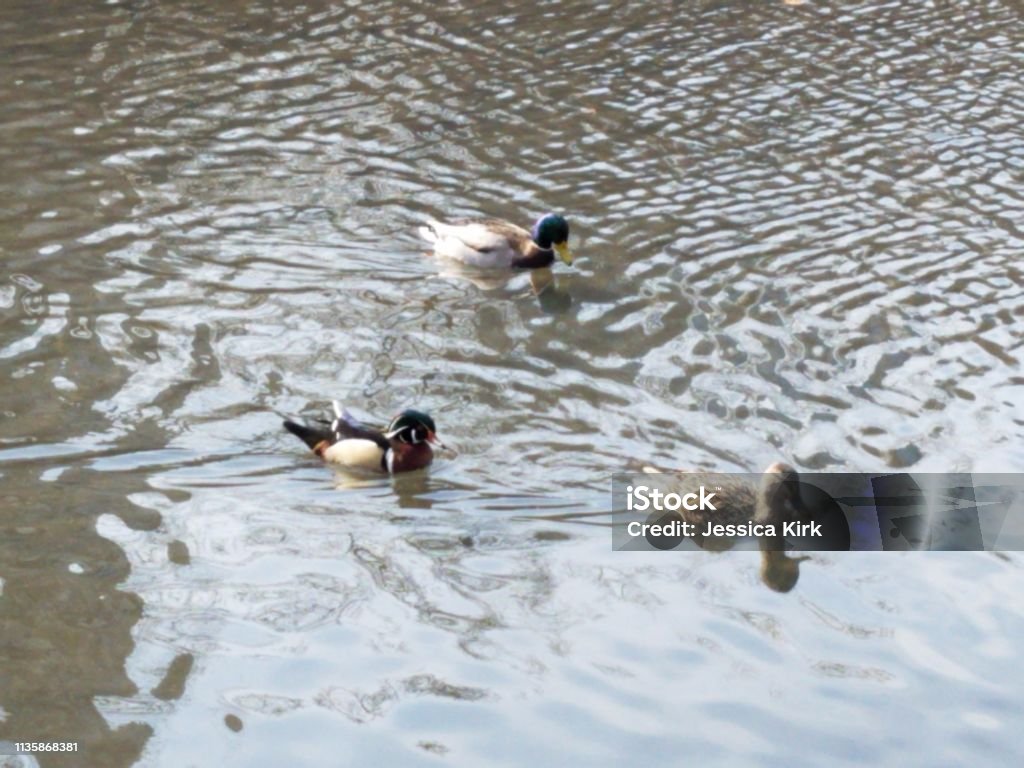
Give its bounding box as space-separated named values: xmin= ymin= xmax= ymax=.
xmin=386 ymin=409 xmax=443 ymax=446
xmin=531 ymin=213 xmax=573 ymax=266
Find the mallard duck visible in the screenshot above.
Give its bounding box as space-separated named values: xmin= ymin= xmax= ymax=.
xmin=283 ymin=402 xmax=444 ymax=474
xmin=641 ymin=461 xmax=811 ymax=592
xmin=418 ymin=213 xmax=573 ymax=269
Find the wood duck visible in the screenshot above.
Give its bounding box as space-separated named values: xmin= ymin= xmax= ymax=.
xmin=283 ymin=402 xmax=443 ymax=474
xmin=418 ymin=213 xmax=573 ymax=269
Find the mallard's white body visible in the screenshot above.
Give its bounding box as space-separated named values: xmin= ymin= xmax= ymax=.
xmin=418 ymin=219 xmax=528 ymax=268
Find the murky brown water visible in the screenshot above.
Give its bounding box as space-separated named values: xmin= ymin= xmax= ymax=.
xmin=2 ymin=0 xmax=1023 ymax=765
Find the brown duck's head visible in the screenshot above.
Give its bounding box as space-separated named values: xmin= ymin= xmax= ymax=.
xmin=756 ymin=462 xmax=806 ymax=522
xmin=760 ymin=551 xmax=811 ymax=593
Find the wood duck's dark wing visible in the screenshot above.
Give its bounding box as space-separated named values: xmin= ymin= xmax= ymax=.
xmin=284 ymin=420 xmax=333 ymax=450
xmin=327 ymin=413 xmax=390 ymax=450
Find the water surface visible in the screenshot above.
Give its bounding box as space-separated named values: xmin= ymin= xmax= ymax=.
xmin=1 ymin=0 xmax=1023 ymax=765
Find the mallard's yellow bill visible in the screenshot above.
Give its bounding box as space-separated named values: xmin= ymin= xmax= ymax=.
xmin=554 ymin=241 xmax=573 ymax=266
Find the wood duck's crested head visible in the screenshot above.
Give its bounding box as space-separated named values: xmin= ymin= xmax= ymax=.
xmin=530 ymin=213 xmax=572 ymax=265
xmin=385 ymin=409 xmax=444 ymax=447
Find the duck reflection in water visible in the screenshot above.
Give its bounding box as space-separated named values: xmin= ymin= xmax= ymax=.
xmin=641 ymin=461 xmax=812 ymax=592
xmin=430 ymin=262 xmax=573 ymax=315
xmin=319 ymin=447 xmax=447 ymax=503
xmin=530 ymin=268 xmax=573 ymax=314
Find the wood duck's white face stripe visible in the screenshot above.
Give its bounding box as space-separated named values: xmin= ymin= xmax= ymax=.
xmin=385 ymin=425 xmax=429 ymax=444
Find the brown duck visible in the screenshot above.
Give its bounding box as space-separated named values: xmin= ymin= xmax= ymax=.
xmin=641 ymin=461 xmax=811 ymax=592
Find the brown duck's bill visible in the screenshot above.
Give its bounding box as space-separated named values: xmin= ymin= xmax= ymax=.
xmin=427 ymin=432 xmax=446 ymax=449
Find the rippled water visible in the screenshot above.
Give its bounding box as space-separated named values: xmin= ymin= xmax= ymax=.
xmin=2 ymin=0 xmax=1023 ymax=765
